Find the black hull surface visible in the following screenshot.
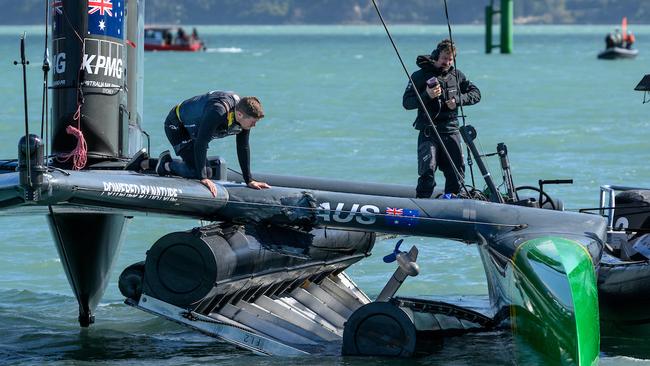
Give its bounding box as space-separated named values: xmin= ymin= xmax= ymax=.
xmin=599 ymin=256 xmax=650 ymax=329
xmin=599 ymin=254 xmax=650 ymax=301
xmin=598 ymin=47 xmax=638 ymax=60
xmin=48 ymin=212 xmax=127 ymax=326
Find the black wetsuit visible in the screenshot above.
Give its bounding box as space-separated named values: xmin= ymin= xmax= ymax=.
xmin=164 ymin=91 xmax=252 ymax=182
xmin=403 ymin=55 xmax=481 ymax=197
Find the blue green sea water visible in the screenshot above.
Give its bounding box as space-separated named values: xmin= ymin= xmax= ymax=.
xmin=0 ymin=24 xmax=649 ymax=365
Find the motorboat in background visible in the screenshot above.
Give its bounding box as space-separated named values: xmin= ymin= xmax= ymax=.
xmin=144 ymin=26 xmax=205 ymax=51
xmin=597 ymin=47 xmax=638 ymax=60
xmin=598 ymin=17 xmax=637 ymax=60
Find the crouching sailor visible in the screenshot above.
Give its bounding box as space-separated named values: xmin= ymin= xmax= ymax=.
xmin=157 ymin=91 xmax=271 ymax=196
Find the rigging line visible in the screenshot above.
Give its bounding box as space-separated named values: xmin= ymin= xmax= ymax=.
xmin=40 ymin=0 xmax=46 ymax=139
xmin=443 ymin=0 xmax=463 ymax=118
xmin=17 ymin=33 xmax=32 ymax=188
xmin=41 ymin=0 xmax=50 ymax=165
xmin=442 ymin=0 xmax=476 ymax=188
xmin=59 ymin=5 xmax=85 ymax=121
xmin=61 ymin=8 xmax=84 ymax=43
xmin=45 ymin=69 xmax=50 ymax=167
xmin=370 ymin=0 xmax=470 ymax=198
xmin=475 ymin=135 xmax=499 ymax=190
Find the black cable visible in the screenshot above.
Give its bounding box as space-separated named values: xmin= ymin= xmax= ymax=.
xmin=41 ymin=0 xmax=50 ymax=166
xmin=61 ymin=5 xmax=84 ymax=43
xmin=14 ymin=33 xmax=32 ymax=187
xmin=45 ymin=68 xmax=49 ymax=167
xmin=442 ymin=0 xmax=475 ymax=188
xmin=370 ymin=0 xmax=470 ymax=198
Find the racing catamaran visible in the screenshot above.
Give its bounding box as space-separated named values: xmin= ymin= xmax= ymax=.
xmin=7 ymin=0 xmax=650 ymax=364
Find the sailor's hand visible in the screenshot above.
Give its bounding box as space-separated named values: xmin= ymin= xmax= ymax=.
xmin=445 ymin=97 xmax=457 ymax=110
xmin=426 ymin=85 xmax=442 ymax=99
xmin=247 ymin=180 xmax=271 ymax=190
xmin=200 ymin=178 xmax=218 ymax=197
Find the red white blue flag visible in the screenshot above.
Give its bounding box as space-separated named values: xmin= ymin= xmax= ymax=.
xmin=386 ymin=207 xmax=403 ymax=216
xmin=52 ymin=1 xmax=64 ymax=14
xmin=88 ymin=0 xmax=113 ymax=16
xmin=52 ymin=1 xmax=64 ymax=36
xmin=87 ymin=0 xmax=124 ymax=39
xmin=385 ymin=207 xmax=419 ymax=227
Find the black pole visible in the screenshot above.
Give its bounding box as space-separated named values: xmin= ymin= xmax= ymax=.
xmin=14 ymin=33 xmax=32 ymax=187
xmin=467 ymin=146 xmax=476 ymax=187
xmin=370 ymin=0 xmax=470 ymax=197
xmin=41 ymin=0 xmax=51 ymax=162
xmin=442 ymin=0 xmax=476 ymax=189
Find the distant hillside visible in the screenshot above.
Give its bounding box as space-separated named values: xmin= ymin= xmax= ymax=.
xmin=4 ymin=0 xmax=650 ymax=25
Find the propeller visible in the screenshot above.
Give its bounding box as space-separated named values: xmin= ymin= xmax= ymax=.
xmin=383 ymin=239 xmax=404 ymax=263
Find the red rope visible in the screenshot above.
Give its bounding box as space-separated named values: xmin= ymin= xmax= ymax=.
xmin=56 ymin=104 xmax=87 ymax=170
xmin=55 ymin=7 xmax=88 ymax=171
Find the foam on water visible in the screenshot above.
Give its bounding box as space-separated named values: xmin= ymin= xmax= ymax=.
xmin=205 ymin=47 xmax=243 ymax=53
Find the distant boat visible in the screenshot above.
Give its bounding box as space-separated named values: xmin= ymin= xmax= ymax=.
xmin=599 ymin=17 xmax=637 ymax=60
xmin=598 ymin=47 xmax=638 ymax=60
xmin=144 ymin=26 xmax=205 ymax=52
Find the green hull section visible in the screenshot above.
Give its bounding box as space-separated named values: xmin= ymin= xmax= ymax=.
xmin=511 ymin=237 xmax=599 ymax=365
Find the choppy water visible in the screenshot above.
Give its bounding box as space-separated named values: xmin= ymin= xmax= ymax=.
xmin=0 ymin=24 xmax=649 ymax=365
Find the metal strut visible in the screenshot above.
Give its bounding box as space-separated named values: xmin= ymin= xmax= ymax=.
xmin=459 ymin=126 xmax=504 ymax=203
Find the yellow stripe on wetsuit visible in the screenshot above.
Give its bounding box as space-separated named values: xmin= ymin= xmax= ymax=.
xmin=175 ymin=103 xmax=183 ymax=123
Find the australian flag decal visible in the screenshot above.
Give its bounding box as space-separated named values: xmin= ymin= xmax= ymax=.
xmin=385 ymin=207 xmax=419 ymax=227
xmin=87 ymin=0 xmax=124 ymax=39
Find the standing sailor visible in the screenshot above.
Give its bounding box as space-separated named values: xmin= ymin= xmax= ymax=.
xmin=157 ymin=91 xmax=271 ymax=196
xmin=403 ymin=39 xmax=481 ymax=198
